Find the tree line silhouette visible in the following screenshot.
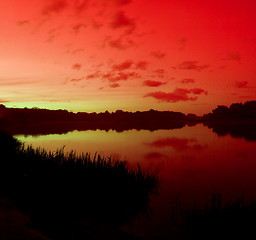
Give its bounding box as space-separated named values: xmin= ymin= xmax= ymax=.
xmin=0 ymin=105 xmax=196 ymax=135
xmin=0 ymin=101 xmax=255 ymax=140
xmin=202 ymin=101 xmax=256 ymax=141
xmin=203 ymin=101 xmax=256 ymax=120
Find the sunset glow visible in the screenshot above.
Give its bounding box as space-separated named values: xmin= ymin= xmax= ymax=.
xmin=1 ymin=0 xmax=256 ymax=114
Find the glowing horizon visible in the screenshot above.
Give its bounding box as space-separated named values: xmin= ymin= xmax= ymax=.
xmin=1 ymin=0 xmax=256 ymax=115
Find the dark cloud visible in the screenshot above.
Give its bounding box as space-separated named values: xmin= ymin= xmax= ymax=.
xmin=144 ymin=88 xmax=208 ymax=103
xmin=181 ymin=78 xmax=195 ymax=84
xmin=178 ymin=61 xmax=210 ymax=71
xmin=86 ymin=72 xmax=101 ymax=79
xmin=101 ymin=71 xmax=140 ymax=82
xmin=150 ymin=51 xmax=166 ymax=59
xmin=190 ymin=88 xmax=208 ymax=95
xmin=112 ymin=60 xmax=133 ymax=71
xmin=72 ymin=63 xmax=82 ymax=70
xmin=110 ymin=11 xmax=135 ymax=34
xmin=107 ymin=72 xmax=140 ymax=82
xmin=143 ymin=80 xmax=166 ymax=87
xmin=109 ymin=83 xmax=120 ymax=88
xmin=135 ymin=61 xmax=148 ymax=70
xmin=235 ymin=81 xmax=249 ymax=88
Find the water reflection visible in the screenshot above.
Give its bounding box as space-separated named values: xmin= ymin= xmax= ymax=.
xmin=16 ymin=124 xmax=256 ymax=239
xmin=205 ymin=122 xmax=256 ymax=141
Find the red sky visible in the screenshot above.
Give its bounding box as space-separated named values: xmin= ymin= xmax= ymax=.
xmin=1 ymin=0 xmax=256 ymax=114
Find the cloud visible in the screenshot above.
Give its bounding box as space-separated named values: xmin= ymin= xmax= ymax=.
xmin=178 ymin=61 xmax=210 ymax=71
xmin=0 ymin=79 xmax=37 ymax=86
xmin=143 ymin=80 xmax=166 ymax=87
xmin=107 ymin=72 xmax=140 ymax=82
xmin=181 ymin=78 xmax=195 ymax=84
xmin=109 ymin=83 xmax=120 ymax=88
xmin=150 ymin=51 xmax=166 ymax=59
xmin=190 ymin=88 xmax=208 ymax=95
xmin=86 ymin=72 xmax=101 ymax=79
xmin=72 ymin=63 xmax=82 ymax=70
xmin=135 ymin=61 xmax=148 ymax=70
xmin=154 ymin=69 xmax=165 ymax=74
xmin=100 ymin=71 xmax=139 ymax=82
xmin=144 ymin=88 xmax=208 ymax=102
xmin=235 ymin=81 xmax=249 ymax=88
xmin=112 ymin=60 xmax=133 ymax=71
xmin=108 ymin=37 xmax=135 ymax=50
xmin=0 ymin=100 xmax=10 ymax=103
xmin=110 ymin=11 xmax=135 ymax=34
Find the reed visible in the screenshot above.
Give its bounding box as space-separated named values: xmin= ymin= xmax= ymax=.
xmin=0 ymin=132 xmax=158 ymax=235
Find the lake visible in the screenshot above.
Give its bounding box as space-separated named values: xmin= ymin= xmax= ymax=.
xmin=16 ymin=123 xmax=256 ymax=239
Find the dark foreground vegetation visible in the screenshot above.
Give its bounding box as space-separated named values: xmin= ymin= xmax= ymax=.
xmin=0 ymin=132 xmax=158 ymax=240
xmin=169 ymin=194 xmax=256 ymax=239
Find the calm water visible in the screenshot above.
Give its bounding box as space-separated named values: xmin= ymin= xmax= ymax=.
xmin=16 ymin=123 xmax=256 ymax=238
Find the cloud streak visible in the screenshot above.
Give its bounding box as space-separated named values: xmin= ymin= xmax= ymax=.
xmin=72 ymin=63 xmax=82 ymax=70
xmin=150 ymin=51 xmax=166 ymax=59
xmin=143 ymin=80 xmax=166 ymax=87
xmin=144 ymin=88 xmax=208 ymax=102
xmin=181 ymin=78 xmax=195 ymax=84
xmin=177 ymin=61 xmax=210 ymax=71
xmin=110 ymin=11 xmax=135 ymax=34
xmin=112 ymin=60 xmax=133 ymax=71
xmin=235 ymin=81 xmax=249 ymax=88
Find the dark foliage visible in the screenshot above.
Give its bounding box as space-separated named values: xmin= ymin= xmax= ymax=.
xmin=203 ymin=101 xmax=256 ymax=141
xmin=203 ymin=101 xmax=256 ymax=120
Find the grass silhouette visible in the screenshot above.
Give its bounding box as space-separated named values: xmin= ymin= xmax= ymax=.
xmin=0 ymin=132 xmax=158 ymax=239
xmin=169 ymin=193 xmax=256 ymax=239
